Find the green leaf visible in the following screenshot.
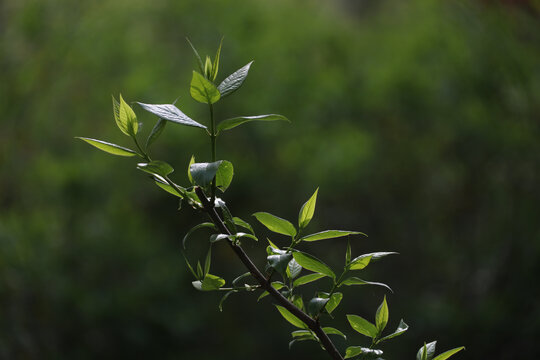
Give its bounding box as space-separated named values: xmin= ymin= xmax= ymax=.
xmin=252 ymin=212 xmax=296 ymax=237
xmin=137 ymin=102 xmax=206 ymax=129
xmin=432 ymin=347 xmax=465 ymax=360
xmin=154 ymin=180 xmax=183 ymax=198
xmin=318 ymin=292 xmax=343 ymax=314
xmin=346 ymin=314 xmax=378 ymax=339
xmin=231 ymin=232 xmax=258 ymax=243
xmin=192 ymin=273 xmax=226 ymax=291
xmin=209 ymin=234 xmax=230 ymax=243
xmin=232 ymin=217 xmax=254 ymax=235
xmin=307 ymin=297 xmax=329 ymax=316
xmin=190 ymin=71 xmax=220 ymax=104
xmin=289 ymin=334 xmax=317 ymax=349
xmin=293 ymin=252 xmax=335 ymax=279
xmin=322 ymin=327 xmax=347 ymax=340
xmin=275 ymin=305 xmax=306 ymax=329
xmin=293 ymin=273 xmax=326 ymax=287
xmin=346 ymin=239 xmax=351 ymax=264
xmin=215 ymin=160 xmax=234 ymax=192
xmin=301 ymin=230 xmax=364 ymax=242
xmin=189 ymin=161 xmax=222 ymax=187
xmin=204 ymin=56 xmax=212 ymax=79
xmin=292 ymin=295 xmax=304 ymax=311
xmin=218 ymin=290 xmax=235 ymax=312
xmin=145 ymin=118 xmax=166 ymax=149
xmin=348 ymin=255 xmax=373 ymax=270
xmin=216 ymin=114 xmax=289 ymax=133
xmin=118 ymin=94 xmax=138 ymax=136
xmin=288 ymin=258 xmax=302 ymax=279
xmin=76 ymin=137 xmax=137 ymax=157
xmin=186 ymin=37 xmax=204 ymax=73
xmin=187 ymin=155 xmax=195 ymax=184
xmin=232 ymin=272 xmax=252 ymax=287
xmin=339 ymin=277 xmax=393 ymax=292
xmin=267 ymin=253 xmax=293 ymax=275
xmin=345 ymin=347 xmax=383 ymax=359
xmin=181 ymin=252 xmax=198 ymax=279
xmin=379 ymin=319 xmax=409 ymax=342
xmin=182 ymin=222 xmax=217 ymax=249
xmin=375 ymin=295 xmax=389 ymax=333
xmin=137 ymin=161 xmax=174 ymax=177
xmin=217 ymin=61 xmax=253 ymax=97
xmin=291 ymin=330 xmax=312 ymax=338
xmin=298 ymin=188 xmax=318 ymax=230
xmin=211 ymin=36 xmax=223 ymax=81
xmin=417 ymin=341 xmax=437 ymax=360
xmin=257 ymin=281 xmax=284 ymax=301
xmin=204 ymin=246 xmax=212 ymax=276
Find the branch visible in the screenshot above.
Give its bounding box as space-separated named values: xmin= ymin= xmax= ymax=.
xmin=194 ymin=187 xmax=344 ymax=360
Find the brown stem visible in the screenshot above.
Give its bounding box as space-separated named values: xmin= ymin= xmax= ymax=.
xmin=194 ymin=187 xmax=343 ymax=360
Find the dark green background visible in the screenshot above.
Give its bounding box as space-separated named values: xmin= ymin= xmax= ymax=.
xmin=2 ymin=0 xmax=539 ymax=358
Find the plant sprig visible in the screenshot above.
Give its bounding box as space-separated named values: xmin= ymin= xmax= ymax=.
xmin=77 ymin=38 xmax=463 ymax=360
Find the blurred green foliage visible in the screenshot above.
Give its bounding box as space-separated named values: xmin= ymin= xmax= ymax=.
xmin=1 ymin=0 xmax=539 ymax=358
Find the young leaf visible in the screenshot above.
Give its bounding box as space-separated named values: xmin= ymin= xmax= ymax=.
xmin=267 ymin=253 xmax=293 ymax=275
xmin=187 ymin=155 xmax=195 ymax=184
xmin=216 ymin=114 xmax=289 ymax=133
xmin=217 ymin=61 xmax=253 ymax=97
xmin=293 ymin=273 xmax=326 ymax=287
xmin=298 ymin=188 xmax=318 ymax=230
xmin=288 ymin=258 xmax=302 ymax=279
xmin=186 ymin=37 xmax=204 ymax=73
xmin=154 ymin=179 xmax=183 ymax=198
xmin=300 ymin=230 xmax=364 ymax=242
xmin=190 ymin=71 xmax=220 ymax=104
xmin=215 ymin=160 xmax=234 ymax=192
xmin=76 ymin=137 xmax=137 ymax=157
xmin=145 ymin=118 xmax=166 ymax=149
xmin=257 ymin=281 xmax=284 ymax=301
xmin=137 ymin=102 xmax=206 ymax=129
xmin=232 ymin=217 xmax=254 ymax=235
xmin=291 ymin=330 xmax=312 ymax=338
xmin=252 ymin=212 xmax=297 ymax=237
xmin=204 ymin=246 xmax=212 ymax=276
xmin=204 ymin=56 xmax=212 ymax=79
xmin=231 ymin=232 xmax=258 ymax=242
xmin=345 ymin=347 xmax=383 ymax=359
xmin=275 ymin=305 xmax=307 ymax=329
xmin=379 ymin=319 xmax=409 ymax=342
xmin=346 ymin=239 xmax=351 ymax=264
xmin=209 ymin=234 xmax=230 ymax=243
xmin=211 ymin=36 xmax=223 ymax=81
xmin=322 ymin=327 xmax=347 ymax=340
xmin=182 ymin=222 xmax=217 ymax=249
xmin=189 ymin=161 xmax=222 ymax=187
xmin=346 ymin=314 xmax=378 ymax=339
xmin=181 ymin=252 xmax=198 ymax=279
xmin=307 ymin=297 xmax=329 ymax=316
xmin=118 ymin=94 xmax=138 ymax=136
xmin=192 ymin=273 xmax=226 ymax=291
xmin=348 ymin=255 xmax=373 ymax=270
xmin=137 ymin=161 xmax=174 ymax=177
xmin=232 ymin=272 xmax=252 ymax=287
xmin=417 ymin=341 xmax=437 ymax=360
xmin=218 ymin=290 xmax=235 ymax=312
xmin=375 ymin=295 xmax=389 ymax=333
xmin=432 ymin=347 xmax=465 ymax=360
xmin=292 ymin=252 xmax=335 ymax=279
xmin=339 ymin=277 xmax=393 ymax=293
xmin=318 ymin=292 xmax=343 ymax=314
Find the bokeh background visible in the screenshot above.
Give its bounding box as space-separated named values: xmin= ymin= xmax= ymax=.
xmin=2 ymin=0 xmax=540 ymax=358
